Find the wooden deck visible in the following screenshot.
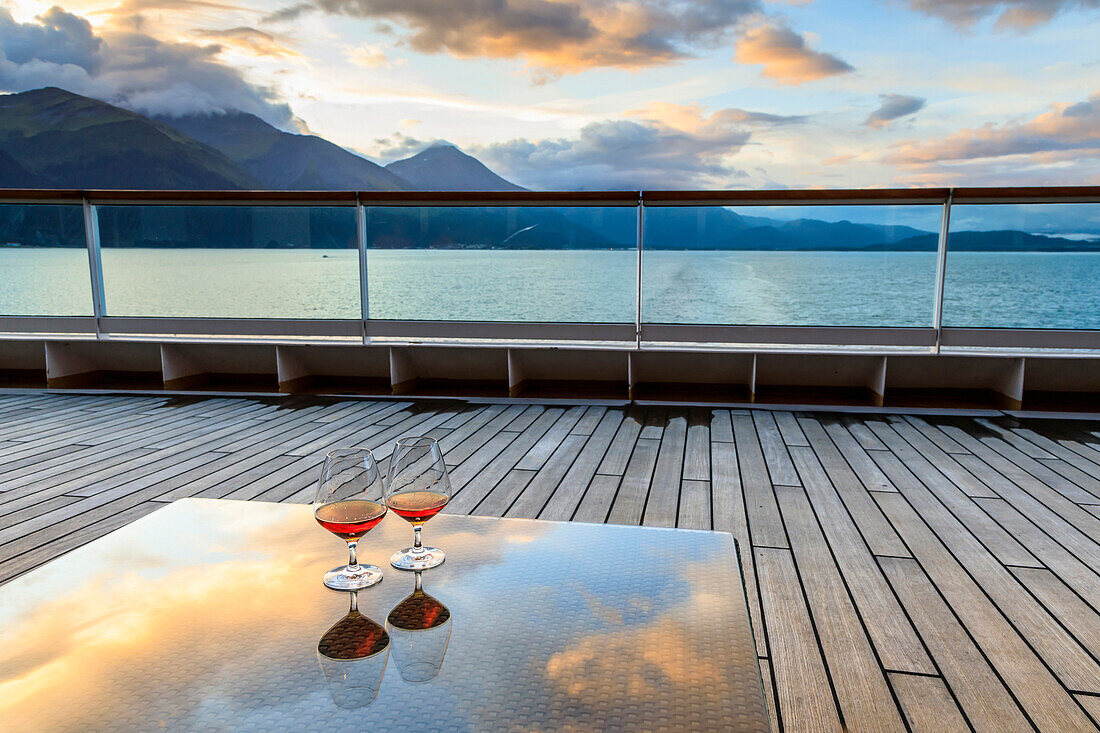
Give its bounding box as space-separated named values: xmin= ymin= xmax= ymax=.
xmin=1 ymin=392 xmax=1098 ymax=731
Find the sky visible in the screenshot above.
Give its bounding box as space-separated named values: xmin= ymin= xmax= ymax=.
xmin=0 ymin=0 xmax=1098 ymax=190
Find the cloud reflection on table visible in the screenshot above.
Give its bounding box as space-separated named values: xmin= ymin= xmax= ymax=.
xmin=0 ymin=498 xmax=766 ymax=731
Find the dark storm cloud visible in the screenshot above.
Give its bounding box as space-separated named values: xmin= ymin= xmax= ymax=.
xmin=0 ymin=7 xmax=296 ymax=127
xmin=864 ymin=94 xmax=925 ymax=127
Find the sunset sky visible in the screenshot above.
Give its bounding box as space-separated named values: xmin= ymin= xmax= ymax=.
xmin=1 ymin=0 xmax=1098 ymax=189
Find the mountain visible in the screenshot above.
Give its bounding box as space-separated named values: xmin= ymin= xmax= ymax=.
xmin=884 ymin=230 xmax=1100 ymax=252
xmin=638 ymin=207 xmax=929 ymax=249
xmin=385 ymin=144 xmax=525 ymax=191
xmin=0 ymin=148 xmax=49 ymax=187
xmin=366 ymin=206 xmax=615 ymax=249
xmin=0 ymin=88 xmax=259 ymax=189
xmin=158 ymin=112 xmax=412 ymax=191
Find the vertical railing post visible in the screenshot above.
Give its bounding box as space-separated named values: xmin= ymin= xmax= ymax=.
xmin=81 ymin=198 xmax=107 ymax=339
xmin=635 ymin=194 xmax=644 ymax=349
xmin=932 ymin=189 xmax=953 ymax=353
xmin=356 ymin=197 xmax=369 ymax=344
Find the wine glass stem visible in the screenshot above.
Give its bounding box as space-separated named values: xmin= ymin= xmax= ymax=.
xmin=347 ymin=540 xmax=360 ymax=571
xmin=413 ymin=526 xmax=423 ymax=553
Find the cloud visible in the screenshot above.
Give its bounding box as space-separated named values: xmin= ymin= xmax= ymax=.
xmin=864 ymin=94 xmax=925 ymax=128
xmin=735 ymin=23 xmax=854 ymax=84
xmin=905 ymin=0 xmax=1100 ymax=30
xmin=888 ymin=90 xmax=1100 ymax=165
xmin=471 ymin=105 xmax=754 ymax=188
xmin=0 ymin=6 xmax=102 ymax=69
xmin=346 ymin=43 xmax=392 ymax=68
xmin=374 ymin=132 xmax=453 ymax=160
xmin=633 ymin=101 xmax=809 ymax=127
xmin=902 ymin=0 xmax=1100 ymax=29
xmin=272 ymin=0 xmax=761 ymax=76
xmin=192 ymin=27 xmax=300 ymax=58
xmin=0 ymin=7 xmax=297 ymax=127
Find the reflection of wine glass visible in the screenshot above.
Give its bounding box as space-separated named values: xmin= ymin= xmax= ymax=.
xmin=317 ymin=591 xmax=390 ymax=709
xmin=385 ymin=437 xmax=451 ymax=571
xmin=386 ymin=571 xmax=452 ymax=683
xmin=314 ymin=448 xmax=386 ymax=590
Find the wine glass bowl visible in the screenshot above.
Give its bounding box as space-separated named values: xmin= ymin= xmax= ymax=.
xmin=385 ymin=437 xmax=451 ymax=571
xmin=314 ymin=448 xmax=387 ymax=590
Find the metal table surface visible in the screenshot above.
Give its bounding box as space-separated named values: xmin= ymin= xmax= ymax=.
xmin=0 ymin=498 xmax=768 ymax=732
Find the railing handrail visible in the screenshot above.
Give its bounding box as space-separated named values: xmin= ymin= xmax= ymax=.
xmin=2 ymin=185 xmax=1100 ymax=207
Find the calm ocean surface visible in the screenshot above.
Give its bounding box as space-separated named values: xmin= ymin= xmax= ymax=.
xmin=2 ymin=248 xmax=1097 ymax=329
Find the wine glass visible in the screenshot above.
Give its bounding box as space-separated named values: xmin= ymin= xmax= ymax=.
xmin=317 ymin=590 xmax=390 ymax=709
xmin=386 ymin=571 xmax=452 ymax=683
xmin=314 ymin=448 xmax=387 ymax=590
xmin=385 ymin=436 xmax=451 ymax=570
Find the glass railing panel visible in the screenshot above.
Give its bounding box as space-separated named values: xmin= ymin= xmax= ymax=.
xmin=943 ymin=203 xmax=1100 ymax=330
xmin=642 ymin=204 xmax=943 ymax=327
xmin=96 ymin=205 xmax=359 ymax=319
xmin=365 ymin=206 xmax=636 ymax=322
xmin=0 ymin=204 xmax=91 ymax=316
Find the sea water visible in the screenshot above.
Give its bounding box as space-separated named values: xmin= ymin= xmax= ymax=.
xmin=1 ymin=248 xmax=1097 ymax=329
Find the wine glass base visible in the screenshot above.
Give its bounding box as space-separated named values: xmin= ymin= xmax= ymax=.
xmin=390 ymin=547 xmax=445 ymax=571
xmin=323 ymin=563 xmax=383 ymax=590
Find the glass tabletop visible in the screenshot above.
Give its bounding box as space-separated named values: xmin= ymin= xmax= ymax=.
xmin=0 ymin=498 xmax=768 ymax=732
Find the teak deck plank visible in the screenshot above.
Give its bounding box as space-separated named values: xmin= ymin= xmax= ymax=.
xmin=798 ymin=418 xmax=907 ymax=557
xmin=874 ymin=492 xmax=1097 ymax=729
xmin=753 ymin=411 xmax=800 ymax=487
xmin=787 ymin=446 xmax=933 ymax=675
xmin=1008 ymin=565 xmax=1100 ymax=660
xmin=774 ymin=485 xmax=906 ymax=729
xmin=888 ymin=672 xmax=970 ymax=733
xmin=733 ymin=414 xmax=788 ymax=549
xmin=869 ymin=422 xmax=1043 ymax=568
xmin=539 ymin=409 xmax=623 ymax=521
xmin=607 ymin=437 xmax=660 ymax=525
xmin=571 ymin=473 xmax=620 ymax=524
xmin=820 ymin=417 xmax=896 ymax=493
xmin=676 ymin=479 xmax=711 ymax=530
xmin=878 ymin=555 xmax=1033 ymax=733
xmin=755 ymin=546 xmax=842 ymax=733
xmin=641 ymin=412 xmax=687 ymax=528
xmin=712 ymin=439 xmax=767 ymax=658
xmin=3 ymin=393 xmax=1100 ymax=732
xmin=597 ymin=405 xmax=644 ymax=475
xmin=447 ymin=408 xmax=565 ymax=513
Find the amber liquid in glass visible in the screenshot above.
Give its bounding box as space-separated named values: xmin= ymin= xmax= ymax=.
xmin=388 ymin=491 xmax=449 ymax=525
xmin=315 ymin=499 xmax=387 ymax=540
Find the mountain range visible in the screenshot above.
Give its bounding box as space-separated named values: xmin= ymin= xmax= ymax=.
xmin=0 ymin=87 xmax=1096 ymax=252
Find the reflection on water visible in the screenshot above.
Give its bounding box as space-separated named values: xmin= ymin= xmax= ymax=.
xmin=386 ymin=571 xmax=452 ymax=683
xmin=316 ymin=591 xmax=390 ymax=709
